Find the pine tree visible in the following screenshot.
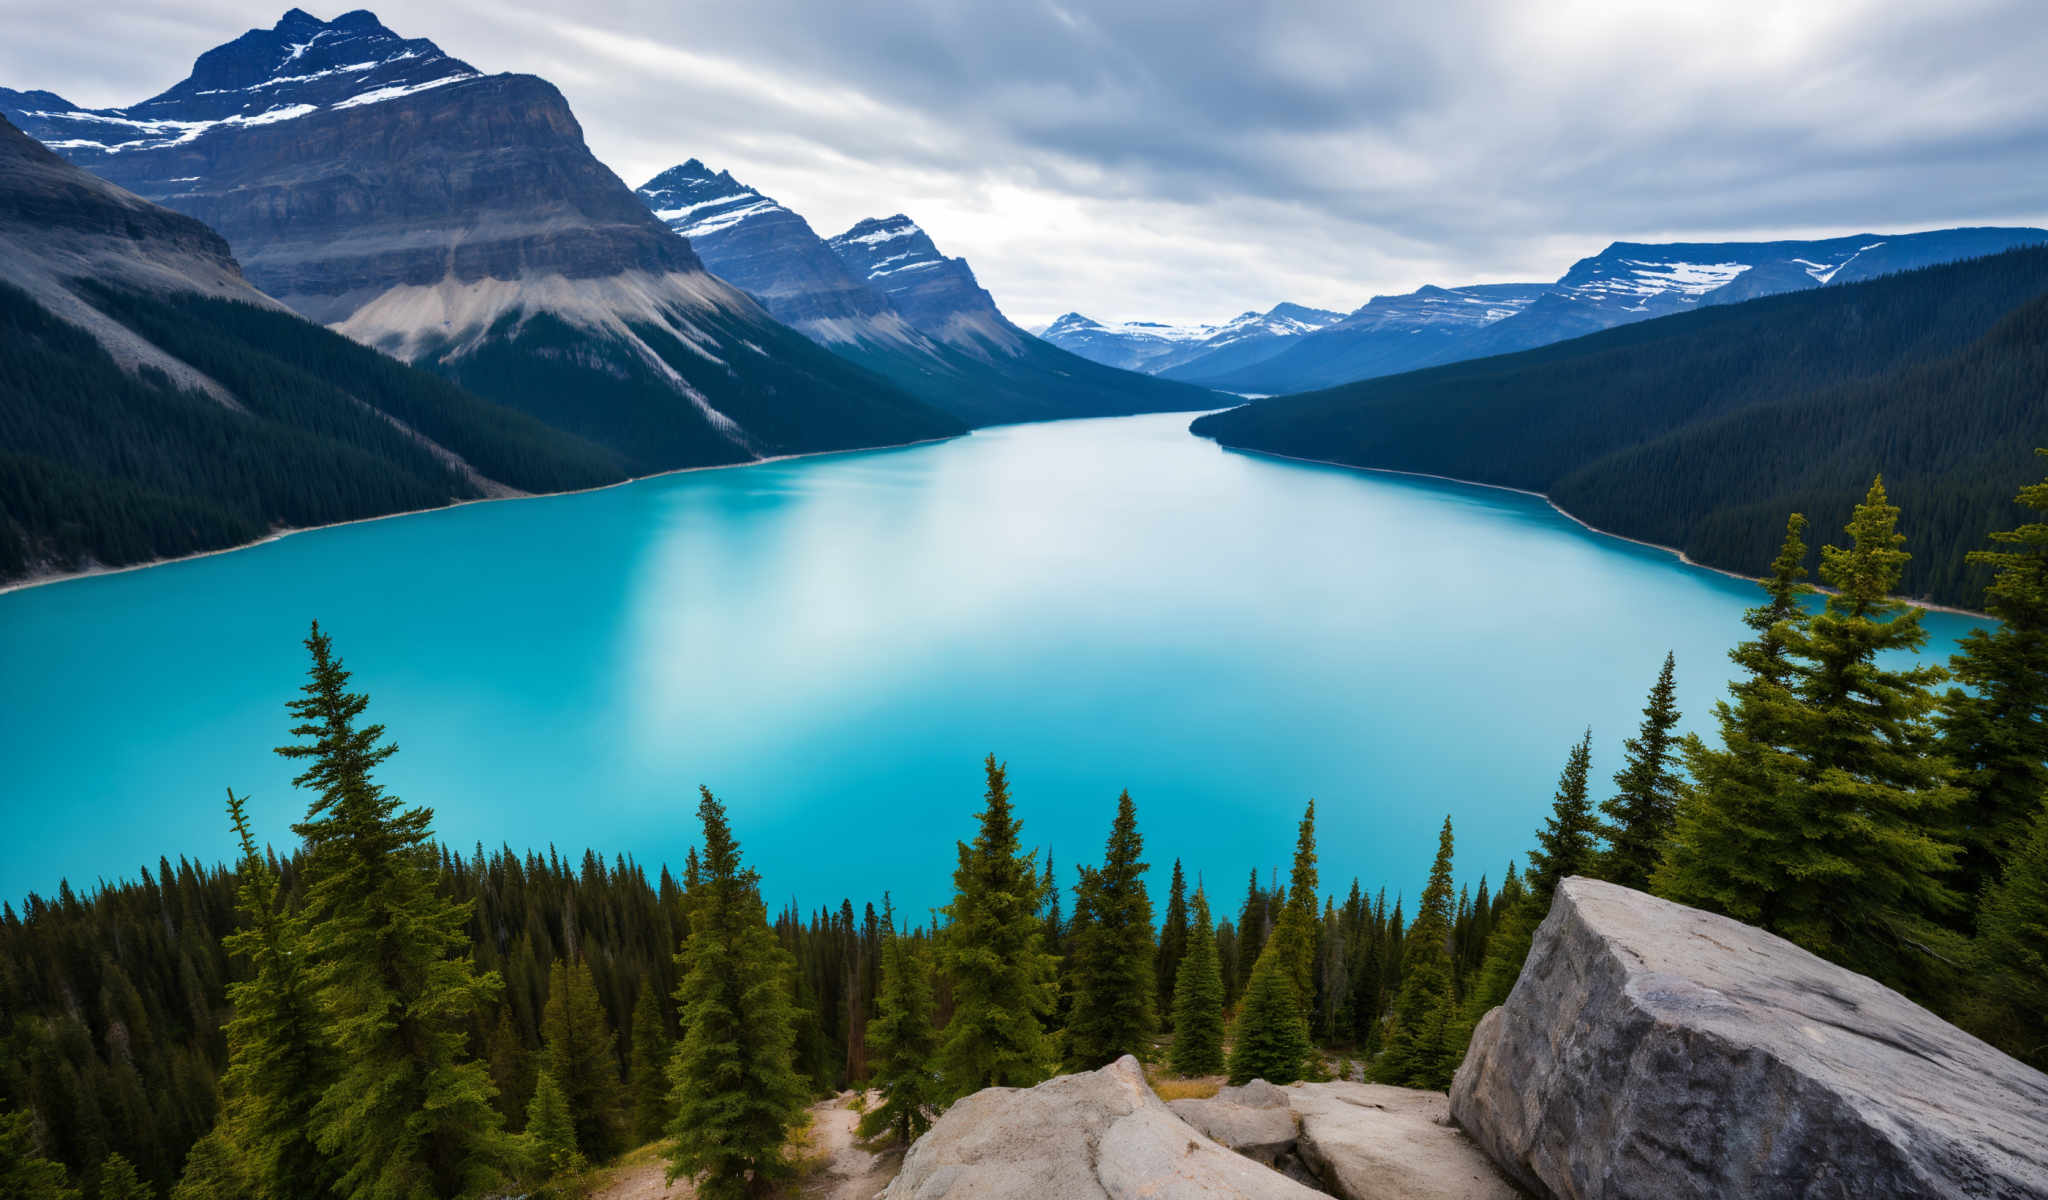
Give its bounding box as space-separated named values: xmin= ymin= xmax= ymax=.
xmin=0 ymin=1105 xmax=79 ymax=1200
xmin=522 ymin=1072 xmax=582 ymax=1182
xmin=936 ymin=756 xmax=1058 ymax=1099
xmin=1065 ymin=790 xmax=1157 ymax=1068
xmin=1526 ymin=733 xmax=1598 ymax=905
xmin=1226 ymin=946 xmax=1311 ymax=1086
xmin=1940 ymin=453 xmax=2048 ymax=916
xmin=1169 ymin=888 xmax=1226 ymax=1077
xmin=1968 ymin=799 xmax=2048 ymax=1070
xmin=167 ymin=1126 xmax=251 ymax=1200
xmin=856 ymin=900 xmax=939 ymax=1147
xmin=1156 ymin=861 xmax=1189 ymax=1029
xmin=1659 ymin=516 xmax=1814 ymax=923
xmin=1599 ymin=653 xmax=1683 ymax=889
xmin=1376 ymin=818 xmax=1459 ymax=1089
xmin=277 ymin=623 xmax=507 ymax=1200
xmin=214 ymin=789 xmax=333 ymax=1200
xmin=95 ymin=1152 xmax=151 ymax=1200
xmin=540 ymin=957 xmax=624 ymax=1162
xmin=486 ymin=1008 xmax=534 ymax=1132
xmin=626 ymin=984 xmax=673 ymax=1144
xmin=665 ymin=787 xmax=809 ymax=1200
xmin=1264 ymin=800 xmax=1320 ymax=1020
xmin=1776 ymin=483 xmax=1962 ymax=978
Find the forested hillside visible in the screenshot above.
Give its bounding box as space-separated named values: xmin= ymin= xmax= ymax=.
xmin=0 ymin=283 xmax=627 ymax=584
xmin=1191 ymin=246 xmax=2048 ymax=607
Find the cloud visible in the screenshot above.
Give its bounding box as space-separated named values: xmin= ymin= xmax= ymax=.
xmin=6 ymin=0 xmax=2045 ymax=325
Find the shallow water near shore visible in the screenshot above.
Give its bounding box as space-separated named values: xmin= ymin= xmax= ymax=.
xmin=0 ymin=412 xmax=1987 ymax=911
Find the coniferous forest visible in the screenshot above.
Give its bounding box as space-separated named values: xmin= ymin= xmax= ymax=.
xmin=4 ymin=462 xmax=2048 ymax=1200
xmin=1192 ymin=245 xmax=2048 ymax=608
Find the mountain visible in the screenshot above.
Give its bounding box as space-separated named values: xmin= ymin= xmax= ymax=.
xmin=1040 ymin=303 xmax=1345 ymax=379
xmin=1213 ymin=228 xmax=2048 ymax=394
xmin=1184 ymin=286 xmax=1549 ymax=391
xmin=3 ymin=8 xmax=964 ymax=472
xmin=0 ymin=113 xmax=623 ymax=585
xmin=1192 ymin=245 xmax=2048 ymax=608
xmin=630 ymin=160 xmax=1220 ymax=426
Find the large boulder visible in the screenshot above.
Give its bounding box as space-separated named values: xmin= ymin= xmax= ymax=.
xmin=881 ymin=1055 xmax=1323 ymax=1199
xmin=1290 ymin=1083 xmax=1522 ymax=1200
xmin=1452 ymin=877 xmax=2048 ymax=1199
xmin=1170 ymin=1081 xmax=1301 ymax=1165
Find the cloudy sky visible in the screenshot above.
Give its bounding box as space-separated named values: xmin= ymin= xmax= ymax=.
xmin=7 ymin=0 xmax=2047 ymax=326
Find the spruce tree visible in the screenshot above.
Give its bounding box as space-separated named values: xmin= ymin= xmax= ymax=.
xmin=1599 ymin=654 xmax=1683 ymax=889
xmin=539 ymin=957 xmax=624 ymax=1161
xmin=1525 ymin=732 xmax=1597 ymax=904
xmin=1968 ymin=799 xmax=2048 ymax=1070
xmin=1227 ymin=944 xmax=1312 ymax=1085
xmin=277 ymin=623 xmax=507 ymax=1200
xmin=1065 ymin=790 xmax=1157 ymax=1068
xmin=522 ymin=1072 xmax=582 ymax=1182
xmin=167 ymin=1126 xmax=251 ymax=1200
xmin=1264 ymin=800 xmax=1320 ymax=1020
xmin=665 ymin=787 xmax=809 ymax=1200
xmin=1777 ymin=482 xmax=1962 ymax=978
xmin=1169 ymin=888 xmax=1226 ymax=1077
xmin=1940 ymin=453 xmax=2048 ymax=915
xmin=95 ymin=1152 xmax=151 ymax=1200
xmin=1233 ymin=869 xmax=1269 ymax=1003
xmin=626 ymin=985 xmax=673 ymax=1144
xmin=936 ymin=756 xmax=1058 ymax=1099
xmin=216 ymin=789 xmax=334 ymax=1199
xmin=0 ymin=1105 xmax=78 ymax=1200
xmin=1660 ymin=516 xmax=1814 ymax=923
xmin=856 ymin=900 xmax=939 ymax=1147
xmin=1376 ymin=818 xmax=1459 ymax=1089
xmin=1157 ymin=860 xmax=1189 ymax=1029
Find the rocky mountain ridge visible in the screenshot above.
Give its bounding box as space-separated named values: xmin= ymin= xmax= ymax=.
xmin=4 ymin=8 xmax=965 ymax=471
xmin=1041 ymin=303 xmax=1345 ymax=378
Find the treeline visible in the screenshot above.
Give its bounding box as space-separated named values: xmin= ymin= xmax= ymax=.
xmin=0 ymin=281 xmax=625 ymax=584
xmin=5 ymin=468 xmax=2047 ymax=1199
xmin=1190 ymin=244 xmax=2048 ymax=607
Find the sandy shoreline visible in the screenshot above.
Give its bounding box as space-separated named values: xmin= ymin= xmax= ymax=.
xmin=0 ymin=433 xmax=962 ymax=598
xmin=1217 ymin=444 xmax=1994 ymax=622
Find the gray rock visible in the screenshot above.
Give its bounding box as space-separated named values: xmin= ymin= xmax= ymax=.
xmin=1452 ymin=876 xmax=2048 ymax=1199
xmin=882 ymin=1056 xmax=1322 ymax=1200
xmin=1169 ymin=1089 xmax=1300 ymax=1165
xmin=1289 ymin=1083 xmax=1522 ymax=1200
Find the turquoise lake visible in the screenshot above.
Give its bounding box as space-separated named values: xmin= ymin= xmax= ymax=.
xmin=0 ymin=412 xmax=1988 ymax=914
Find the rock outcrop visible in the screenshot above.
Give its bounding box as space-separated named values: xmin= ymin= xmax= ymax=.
xmin=1452 ymin=876 xmax=2048 ymax=1199
xmin=1169 ymin=1080 xmax=1300 ymax=1166
xmin=882 ymin=1056 xmax=1322 ymax=1199
xmin=1288 ymin=1084 xmax=1520 ymax=1200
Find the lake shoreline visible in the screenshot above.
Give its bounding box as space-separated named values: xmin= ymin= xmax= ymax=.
xmin=1214 ymin=444 xmax=1994 ymax=622
xmin=0 ymin=432 xmax=965 ymax=598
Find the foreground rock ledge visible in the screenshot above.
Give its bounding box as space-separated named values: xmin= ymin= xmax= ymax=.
xmin=1451 ymin=876 xmax=2048 ymax=1199
xmin=882 ymin=1055 xmax=1322 ymax=1199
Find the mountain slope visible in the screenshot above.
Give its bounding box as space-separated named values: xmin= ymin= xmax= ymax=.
xmin=628 ymin=158 xmax=1220 ymax=425
xmin=4 ymin=8 xmax=964 ymax=471
xmin=1041 ymin=303 xmax=1344 ymax=378
xmin=0 ymin=113 xmax=622 ymax=585
xmin=1191 ymin=245 xmax=2048 ymax=607
xmin=1214 ymin=228 xmax=2048 ymax=394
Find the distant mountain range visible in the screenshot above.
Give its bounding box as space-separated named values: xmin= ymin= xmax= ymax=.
xmin=0 ymin=112 xmax=624 ymax=584
xmin=634 ymin=161 xmax=1218 ymax=425
xmin=1067 ymin=228 xmax=2048 ymax=394
xmin=1192 ymin=244 xmax=2048 ymax=608
xmin=1038 ymin=304 xmax=1344 ymax=381
xmin=2 ymin=8 xmax=967 ymax=473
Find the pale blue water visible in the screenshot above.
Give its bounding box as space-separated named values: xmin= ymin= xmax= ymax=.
xmin=0 ymin=413 xmax=1988 ymax=914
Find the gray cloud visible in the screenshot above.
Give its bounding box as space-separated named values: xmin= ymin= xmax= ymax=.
xmin=6 ymin=0 xmax=2045 ymax=325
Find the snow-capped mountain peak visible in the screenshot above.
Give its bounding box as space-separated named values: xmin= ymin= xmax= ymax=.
xmin=637 ymin=159 xmax=792 ymax=241
xmin=1 ymin=9 xmax=479 ymax=160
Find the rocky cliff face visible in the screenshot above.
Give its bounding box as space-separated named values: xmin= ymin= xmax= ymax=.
xmin=4 ymin=8 xmax=963 ymax=470
xmin=1452 ymin=877 xmax=2048 ymax=1199
xmin=827 ymin=214 xmax=1024 ymax=354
